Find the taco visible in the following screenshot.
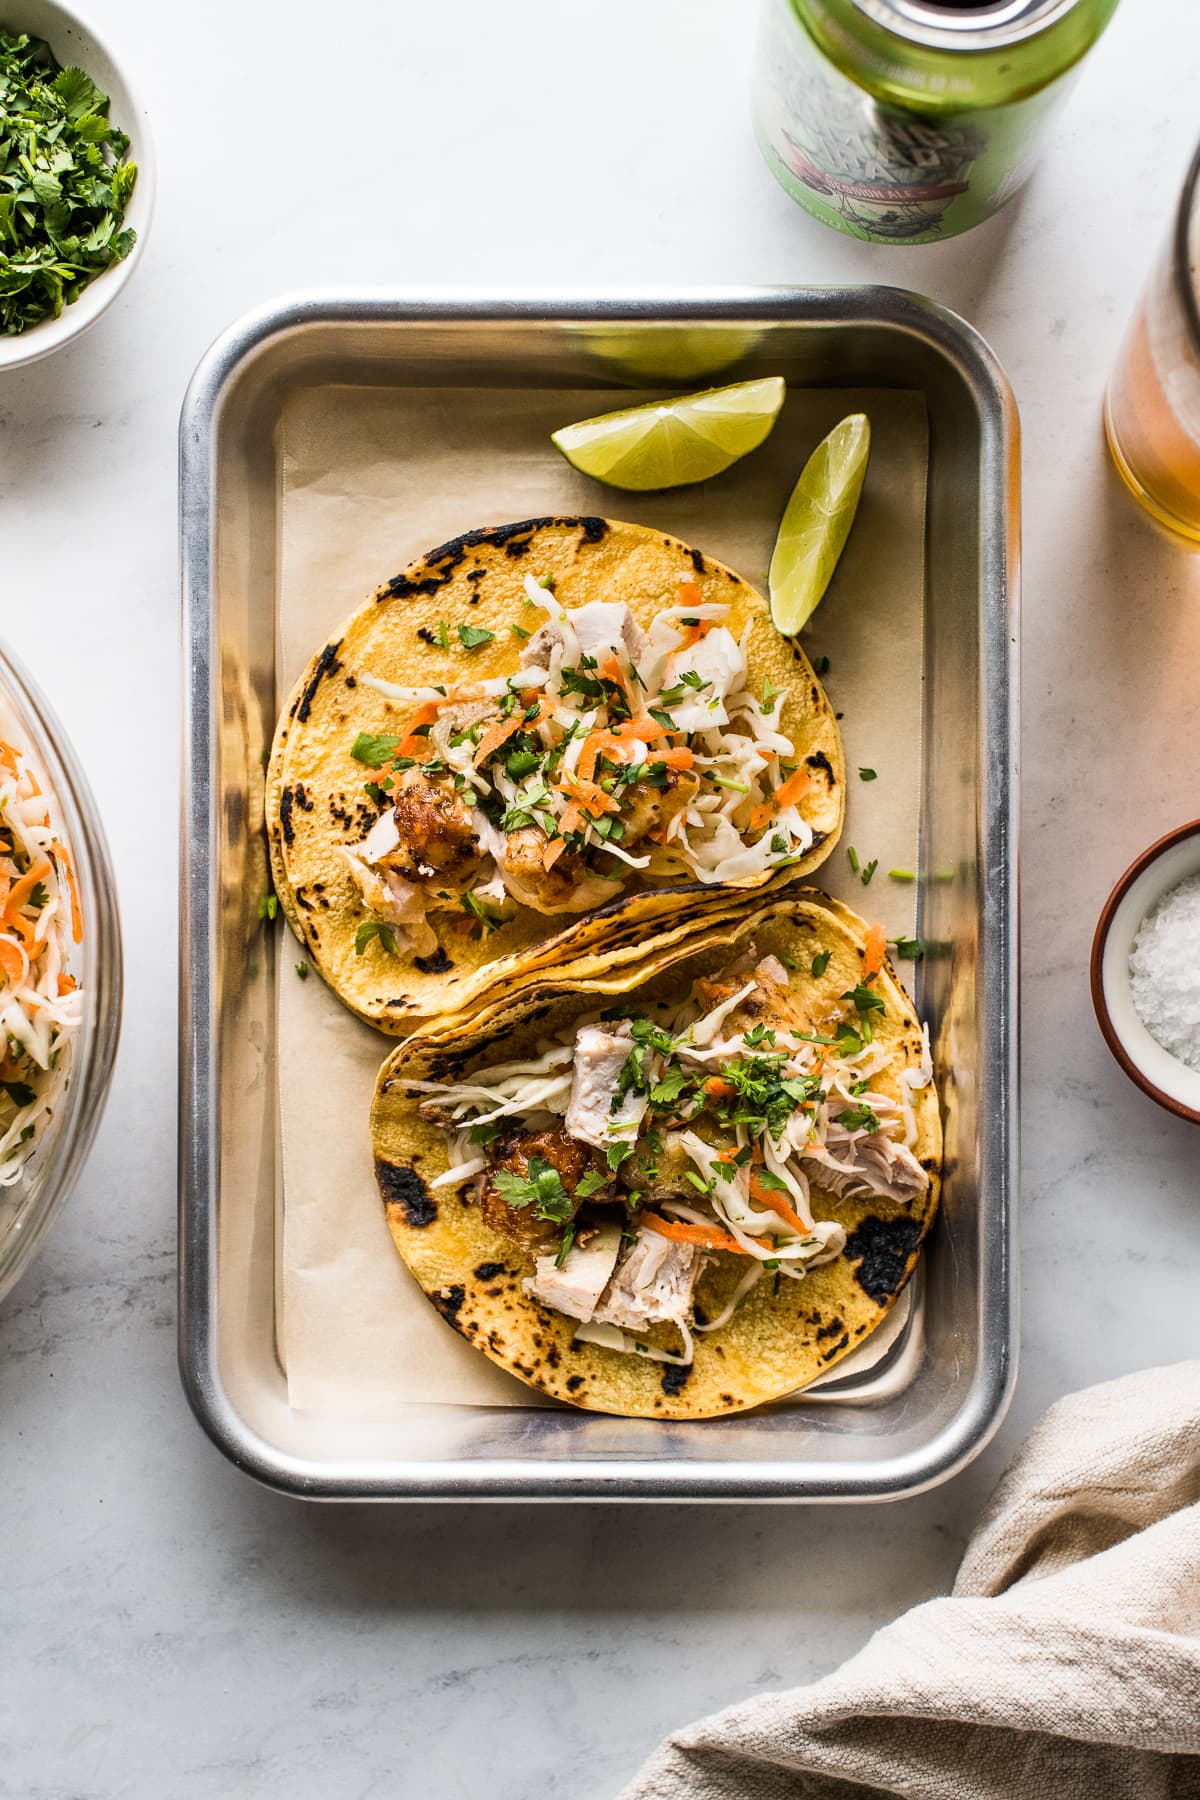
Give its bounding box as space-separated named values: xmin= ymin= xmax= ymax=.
xmin=267 ymin=516 xmax=844 ymax=1032
xmin=370 ymin=893 xmax=941 ymax=1419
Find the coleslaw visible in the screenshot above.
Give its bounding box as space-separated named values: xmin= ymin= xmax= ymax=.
xmin=0 ymin=730 xmax=83 ymax=1186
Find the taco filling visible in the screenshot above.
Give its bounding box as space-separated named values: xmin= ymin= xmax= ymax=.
xmin=343 ymin=576 xmax=824 ymax=959
xmin=401 ymin=934 xmax=934 ymax=1367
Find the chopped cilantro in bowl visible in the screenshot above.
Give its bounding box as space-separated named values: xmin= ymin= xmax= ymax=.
xmin=0 ymin=8 xmax=151 ymax=362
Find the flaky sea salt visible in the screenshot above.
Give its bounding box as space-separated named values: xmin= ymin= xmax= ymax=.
xmin=1129 ymin=872 xmax=1200 ymax=1072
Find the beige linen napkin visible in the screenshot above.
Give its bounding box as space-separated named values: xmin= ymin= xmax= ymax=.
xmin=619 ymin=1363 xmax=1200 ymax=1800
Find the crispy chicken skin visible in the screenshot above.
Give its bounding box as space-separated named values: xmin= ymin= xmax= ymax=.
xmin=479 ymin=1127 xmax=606 ymax=1252
xmin=385 ymin=769 xmax=480 ymax=891
xmin=620 ymin=770 xmax=700 ymax=848
xmin=500 ymin=828 xmax=618 ymax=916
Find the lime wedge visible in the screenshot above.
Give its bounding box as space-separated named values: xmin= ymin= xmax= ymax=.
xmin=769 ymin=413 xmax=871 ymax=636
xmin=551 ymin=376 xmax=786 ymax=492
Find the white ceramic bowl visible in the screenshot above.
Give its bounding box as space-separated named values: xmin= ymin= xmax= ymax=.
xmin=1091 ymin=819 xmax=1200 ymax=1124
xmin=0 ymin=0 xmax=155 ymax=371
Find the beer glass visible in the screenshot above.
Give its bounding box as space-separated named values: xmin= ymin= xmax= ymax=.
xmin=1105 ymin=142 xmax=1200 ymax=542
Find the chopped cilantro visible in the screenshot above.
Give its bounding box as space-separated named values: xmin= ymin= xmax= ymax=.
xmin=28 ymin=882 xmax=48 ymax=909
xmin=494 ymin=1157 xmax=574 ymax=1223
xmin=811 ymin=655 xmax=830 ymax=676
xmin=811 ymin=949 xmax=832 ymax=978
xmin=461 ymin=892 xmax=502 ymax=932
xmin=575 ymin=1170 xmax=608 ymax=1198
xmin=837 ymin=1103 xmax=881 ymax=1133
xmin=257 ymin=893 xmax=278 ymax=923
xmin=469 ymin=1120 xmax=502 ymax=1145
xmin=843 ymin=983 xmax=886 ymax=1016
xmin=457 ymin=623 xmax=495 ymax=650
xmin=1 ymin=1079 xmax=36 ymax=1109
xmin=649 ymin=1066 xmax=690 ymax=1109
xmin=606 ymin=1141 xmax=634 ymax=1172
xmin=355 ymin=920 xmax=398 ymax=957
xmin=861 ymin=858 xmax=878 ymax=886
xmin=753 ymin=1167 xmax=789 ymax=1192
xmin=351 ymin=731 xmax=402 ymax=769
xmin=761 ymin=678 xmax=784 ymax=711
xmin=504 ymin=749 xmax=542 ymax=780
xmin=683 ymin=1169 xmax=715 ymax=1197
xmin=858 ymin=767 xmax=877 ymax=782
xmin=890 ymin=937 xmax=926 ymax=960
xmin=437 ymin=620 xmax=451 ymax=651
xmin=0 ymin=32 xmax=139 ymax=338
xmin=294 ymin=962 xmax=308 ymax=980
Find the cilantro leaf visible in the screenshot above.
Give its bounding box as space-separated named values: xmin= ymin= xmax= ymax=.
xmin=890 ymin=937 xmax=926 ymax=960
xmin=811 ymin=949 xmax=831 ymax=978
xmin=294 ymin=962 xmax=308 ymax=980
xmin=575 ymin=1170 xmax=608 ymax=1197
xmin=457 ymin=623 xmax=495 ymax=650
xmin=494 ymin=1157 xmax=574 ymax=1223
xmin=257 ymin=892 xmax=278 ymax=922
xmin=606 ymin=1141 xmax=634 ymax=1172
xmin=1 ymin=1079 xmax=37 ymax=1109
xmin=351 ymin=731 xmax=401 ymax=768
xmin=355 ymin=920 xmax=398 ymax=957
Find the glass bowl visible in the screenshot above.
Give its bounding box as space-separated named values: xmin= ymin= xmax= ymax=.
xmin=0 ymin=638 xmax=122 ymax=1302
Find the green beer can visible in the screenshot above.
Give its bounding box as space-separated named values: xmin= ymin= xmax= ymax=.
xmin=754 ymin=0 xmax=1120 ymax=244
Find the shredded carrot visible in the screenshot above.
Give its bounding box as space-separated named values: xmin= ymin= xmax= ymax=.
xmin=609 ymin=717 xmax=669 ymax=741
xmin=397 ymin=700 xmax=443 ymax=758
xmin=705 ymin=1077 xmax=734 ymax=1100
xmin=57 ymin=972 xmax=77 ymax=997
xmin=54 ymin=844 xmax=83 ymax=945
xmin=472 ymin=715 xmax=523 ymax=768
xmin=863 ymin=922 xmax=887 ymax=980
xmin=749 ymin=1173 xmax=811 ymax=1238
xmin=0 ymin=938 xmax=23 ymax=985
xmin=654 ymin=746 xmax=694 ymax=771
xmin=600 ymin=654 xmax=629 ymax=693
xmin=557 ymin=773 xmax=620 ymax=818
xmin=4 ymin=858 xmax=50 ymax=921
xmin=640 ymin=1212 xmax=759 ymax=1256
xmin=677 ymin=582 xmax=704 ymax=609
xmin=748 ymin=766 xmax=812 ymax=834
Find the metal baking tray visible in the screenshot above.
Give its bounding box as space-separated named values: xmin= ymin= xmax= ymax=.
xmin=179 ymin=290 xmax=1018 ymax=1500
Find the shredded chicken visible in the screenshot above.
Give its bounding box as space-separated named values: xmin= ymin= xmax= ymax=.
xmin=564 ymin=1023 xmax=648 ymax=1150
xmin=592 ymin=1230 xmax=701 ymax=1332
xmin=525 ymin=1222 xmax=624 ymax=1323
xmin=801 ymin=1128 xmax=929 ymax=1205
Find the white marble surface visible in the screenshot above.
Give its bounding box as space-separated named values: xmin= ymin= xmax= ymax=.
xmin=2 ymin=2 xmax=1199 ymax=1795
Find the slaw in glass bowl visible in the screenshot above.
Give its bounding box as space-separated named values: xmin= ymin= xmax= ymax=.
xmin=0 ymin=638 xmax=121 ymax=1303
